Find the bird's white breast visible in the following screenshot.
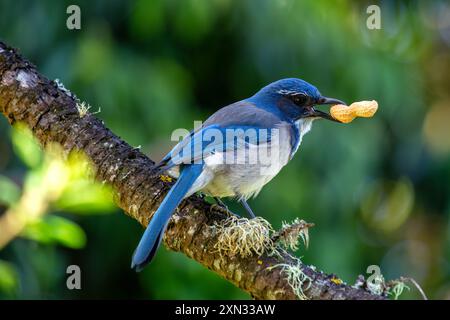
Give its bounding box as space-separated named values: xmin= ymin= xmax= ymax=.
xmin=290 ymin=118 xmax=314 ymax=158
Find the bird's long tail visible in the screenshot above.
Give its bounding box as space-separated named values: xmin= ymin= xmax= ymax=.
xmin=131 ymin=164 xmax=203 ymax=271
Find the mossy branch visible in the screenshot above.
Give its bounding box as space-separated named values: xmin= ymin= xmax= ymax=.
xmin=0 ymin=41 xmax=386 ymax=300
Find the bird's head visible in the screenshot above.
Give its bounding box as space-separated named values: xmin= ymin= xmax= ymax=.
xmin=254 ymin=78 xmax=346 ymax=122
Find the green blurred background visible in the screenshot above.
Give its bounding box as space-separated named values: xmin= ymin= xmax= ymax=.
xmin=0 ymin=0 xmax=449 ymax=299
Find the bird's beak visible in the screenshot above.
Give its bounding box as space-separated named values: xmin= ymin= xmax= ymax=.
xmin=309 ymin=96 xmax=347 ymax=122
xmin=318 ymin=97 xmax=347 ymax=106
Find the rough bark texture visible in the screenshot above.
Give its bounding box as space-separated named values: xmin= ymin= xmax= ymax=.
xmin=0 ymin=41 xmax=385 ymax=300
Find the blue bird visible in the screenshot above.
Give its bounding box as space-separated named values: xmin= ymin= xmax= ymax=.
xmin=131 ymin=78 xmax=345 ymax=271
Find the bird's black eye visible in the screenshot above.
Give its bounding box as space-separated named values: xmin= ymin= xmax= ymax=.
xmin=291 ymin=93 xmax=309 ymax=106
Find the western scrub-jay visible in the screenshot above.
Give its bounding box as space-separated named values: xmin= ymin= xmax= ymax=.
xmin=131 ymin=78 xmax=345 ymax=271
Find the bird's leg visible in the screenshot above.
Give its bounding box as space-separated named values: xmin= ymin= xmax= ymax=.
xmin=214 ymin=197 xmax=228 ymax=211
xmin=211 ymin=197 xmax=240 ymax=217
xmin=239 ymin=199 xmax=256 ymax=219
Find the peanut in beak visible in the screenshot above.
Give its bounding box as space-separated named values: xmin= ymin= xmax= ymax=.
xmin=330 ymin=100 xmax=378 ymax=123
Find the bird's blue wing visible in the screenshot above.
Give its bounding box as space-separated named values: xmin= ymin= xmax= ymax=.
xmin=156 ymin=124 xmax=221 ymax=170
xmin=156 ymin=101 xmax=287 ymax=171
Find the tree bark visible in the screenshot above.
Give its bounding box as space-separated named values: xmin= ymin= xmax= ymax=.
xmin=0 ymin=41 xmax=385 ymax=300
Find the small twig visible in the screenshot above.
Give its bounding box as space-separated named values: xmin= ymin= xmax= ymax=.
xmin=401 ymin=277 xmax=428 ymax=300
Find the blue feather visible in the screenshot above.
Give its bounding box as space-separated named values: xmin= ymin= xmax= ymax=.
xmin=131 ymin=164 xmax=204 ymax=271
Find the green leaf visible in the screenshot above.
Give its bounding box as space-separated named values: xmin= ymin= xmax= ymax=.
xmin=22 ymin=215 xmax=87 ymax=249
xmin=11 ymin=123 xmax=43 ymax=168
xmin=0 ymin=175 xmax=21 ymax=206
xmin=0 ymin=260 xmax=19 ymax=297
xmin=55 ymin=180 xmax=115 ymax=214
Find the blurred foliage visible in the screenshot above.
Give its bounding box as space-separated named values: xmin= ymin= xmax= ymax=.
xmin=23 ymin=216 xmax=87 ymax=250
xmin=0 ymin=176 xmax=21 ymax=207
xmin=0 ymin=0 xmax=449 ymax=299
xmin=0 ymin=260 xmax=19 ymax=298
xmin=0 ymin=124 xmax=115 ymax=298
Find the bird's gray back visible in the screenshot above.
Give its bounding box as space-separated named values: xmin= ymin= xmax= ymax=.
xmin=203 ymin=101 xmax=284 ymax=129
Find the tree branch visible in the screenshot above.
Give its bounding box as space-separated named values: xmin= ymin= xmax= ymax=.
xmin=0 ymin=41 xmax=385 ymax=300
